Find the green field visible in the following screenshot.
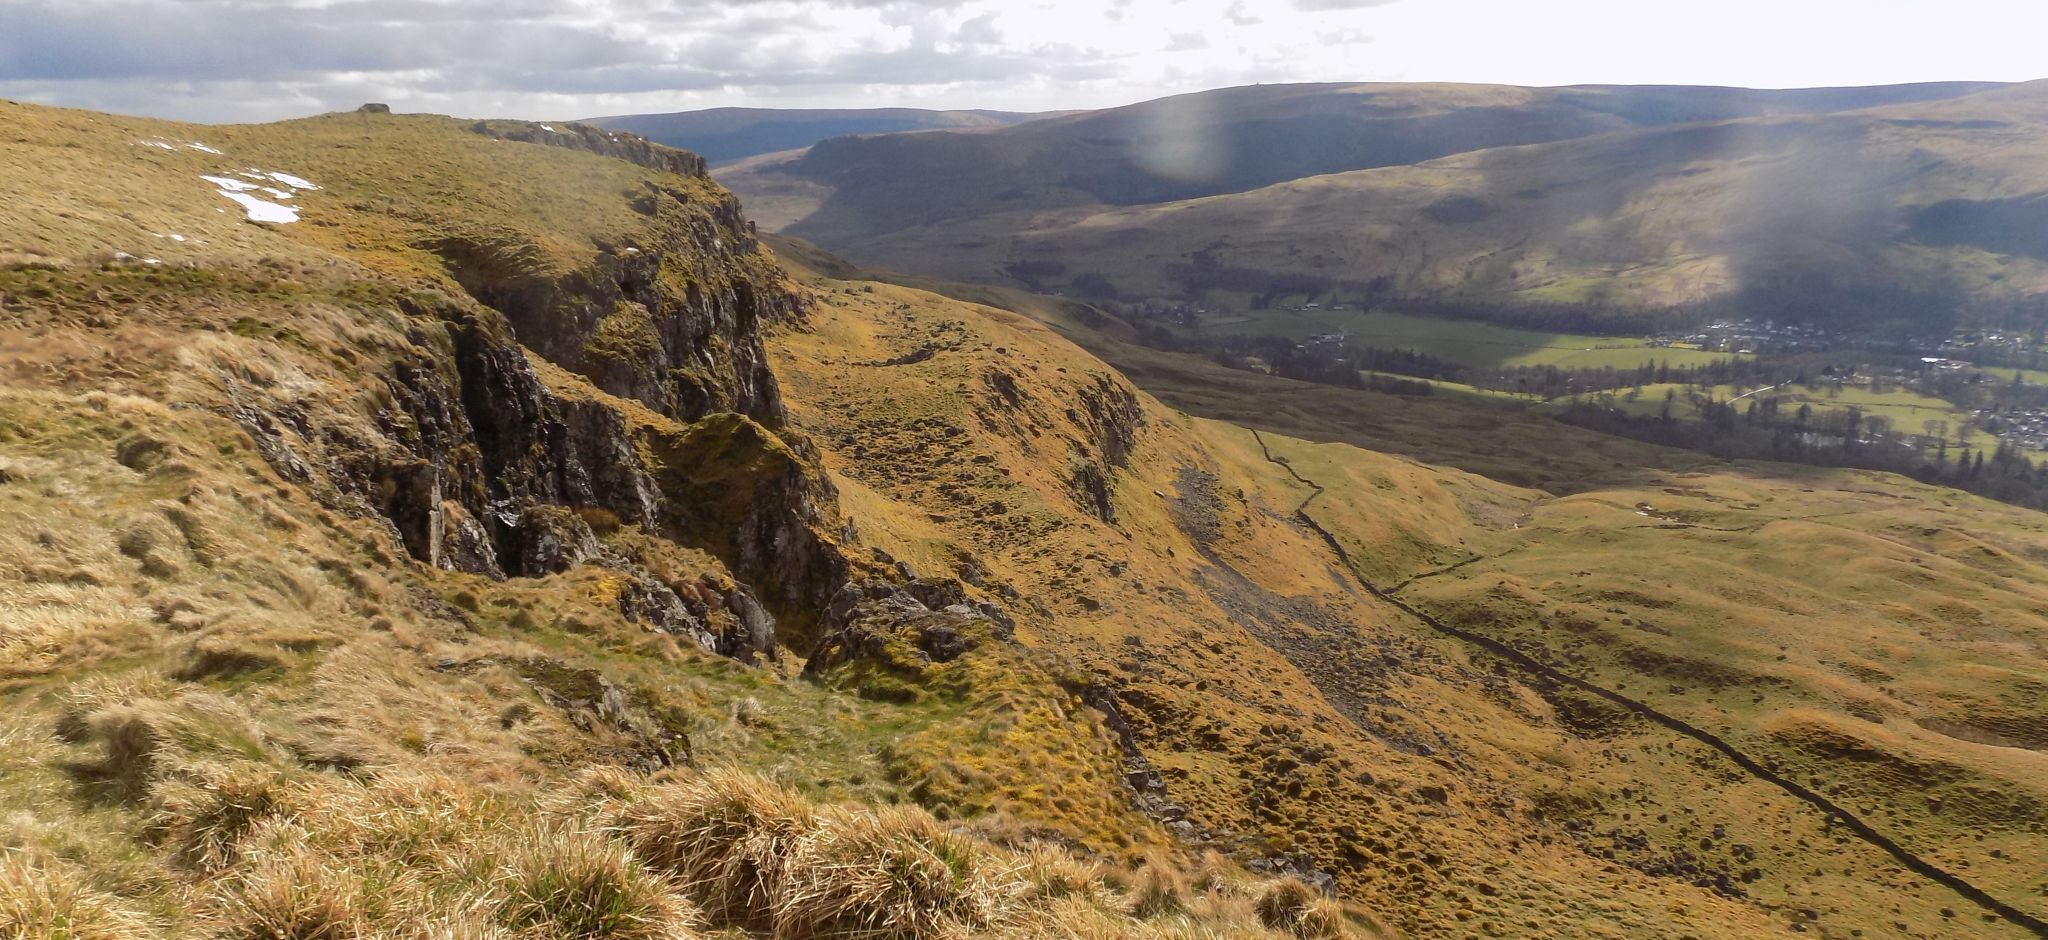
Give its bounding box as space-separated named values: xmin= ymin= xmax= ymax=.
xmin=1564 ymin=380 xmax=2036 ymax=456
xmin=1199 ymin=308 xmax=1738 ymax=370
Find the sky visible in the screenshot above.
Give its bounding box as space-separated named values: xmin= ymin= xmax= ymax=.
xmin=1 ymin=0 xmax=2045 ymax=124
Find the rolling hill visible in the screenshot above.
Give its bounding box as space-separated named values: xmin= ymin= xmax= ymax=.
xmin=722 ymin=80 xmax=2048 ymax=331
xmin=585 ymin=106 xmax=1054 ymax=164
xmin=2 ymin=96 xmax=2046 ymax=940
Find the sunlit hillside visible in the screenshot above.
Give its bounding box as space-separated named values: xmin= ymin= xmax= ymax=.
xmin=2 ymin=93 xmax=2045 ymax=940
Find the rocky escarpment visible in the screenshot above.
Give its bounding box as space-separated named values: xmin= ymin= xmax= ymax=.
xmin=219 ymin=282 xmax=843 ymax=648
xmin=438 ymin=122 xmax=794 ymax=429
xmin=209 ymin=130 xmax=853 ymax=637
xmin=471 ymin=120 xmax=710 ymax=179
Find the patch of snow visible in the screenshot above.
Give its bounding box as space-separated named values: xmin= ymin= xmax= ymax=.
xmin=217 ymin=191 xmax=300 ymax=224
xmin=139 ymin=139 xmax=177 ymax=151
xmin=261 ymin=187 xmax=295 ymax=200
xmin=237 ymin=170 xmax=265 ymax=180
xmin=202 ymin=175 xmax=300 ymax=223
xmin=143 ymin=258 xmax=162 ymax=265
xmin=540 ymin=124 xmax=556 ymax=132
xmin=187 ymin=142 xmax=224 ymax=155
xmin=266 ymin=172 xmax=319 ymax=191
xmin=624 ymin=247 xmax=640 ymax=254
xmin=150 ymin=233 xmax=188 ymax=242
xmin=201 ymin=174 xmax=262 ymax=193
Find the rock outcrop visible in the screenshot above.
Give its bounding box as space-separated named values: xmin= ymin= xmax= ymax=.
xmin=470 ymin=120 xmax=710 ymax=179
xmin=211 ymin=130 xmax=852 ymax=641
xmin=425 ymin=181 xmax=793 ymax=429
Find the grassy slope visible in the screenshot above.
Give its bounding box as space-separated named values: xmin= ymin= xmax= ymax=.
xmin=767 ymin=243 xmax=2048 ymax=937
xmin=1400 ymin=471 xmax=2048 ymax=925
xmin=764 ymin=247 xmax=2048 ymax=938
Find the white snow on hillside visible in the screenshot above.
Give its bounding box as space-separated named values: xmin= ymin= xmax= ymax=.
xmin=217 ymin=191 xmax=300 ymax=224
xmin=201 ymin=175 xmax=301 ymax=223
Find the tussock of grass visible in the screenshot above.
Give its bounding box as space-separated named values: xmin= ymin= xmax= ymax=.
xmin=0 ymin=850 xmax=153 ymax=940
xmin=206 ymin=835 xmax=368 ymax=940
xmin=608 ymin=767 xmax=817 ymax=926
xmin=1125 ymin=857 xmax=1189 ymax=919
xmin=779 ymin=804 xmax=1026 ymax=939
xmin=150 ymin=763 xmax=291 ymax=872
xmin=1255 ymin=878 xmax=1338 ymax=939
xmin=596 ymin=768 xmax=1367 ymax=940
xmin=497 ymin=828 xmax=698 ymax=940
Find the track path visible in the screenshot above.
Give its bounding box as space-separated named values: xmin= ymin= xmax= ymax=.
xmin=1248 ymin=429 xmax=2048 ymax=937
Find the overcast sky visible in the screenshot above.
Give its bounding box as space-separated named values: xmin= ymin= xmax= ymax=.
xmin=2 ymin=0 xmax=2044 ymax=123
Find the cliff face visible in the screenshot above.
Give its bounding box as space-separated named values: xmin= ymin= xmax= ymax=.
xmin=363 ymin=147 xmax=844 ymax=625
xmin=442 ymin=121 xmax=796 ymax=429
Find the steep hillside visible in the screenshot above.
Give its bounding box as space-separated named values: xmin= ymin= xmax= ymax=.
xmin=586 ymin=107 xmax=1053 ymax=164
xmin=764 ymin=247 xmax=2048 ymax=938
xmin=727 ymin=81 xmax=2048 ymax=329
xmin=4 ymin=97 xmax=2047 ymax=940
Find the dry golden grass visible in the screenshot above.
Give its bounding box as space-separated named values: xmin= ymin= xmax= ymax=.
xmin=608 ymin=767 xmax=818 ymax=927
xmin=1124 ymin=857 xmax=1190 ymax=919
xmin=0 ymin=850 xmax=153 ymax=940
xmin=1255 ymin=878 xmax=1344 ymax=939
xmin=495 ymin=828 xmax=700 ymax=940
xmin=765 ymin=245 xmax=2048 ymax=937
xmin=136 ymin=762 xmax=1339 ymax=940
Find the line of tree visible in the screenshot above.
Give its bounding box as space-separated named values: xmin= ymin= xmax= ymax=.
xmin=1559 ymin=391 xmax=2048 ymax=511
xmin=1146 ymin=324 xmax=2048 ymax=512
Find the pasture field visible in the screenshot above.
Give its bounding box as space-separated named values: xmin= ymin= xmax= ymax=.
xmin=1569 ymin=381 xmax=2035 ymax=457
xmin=1196 ymin=308 xmax=1736 ymax=370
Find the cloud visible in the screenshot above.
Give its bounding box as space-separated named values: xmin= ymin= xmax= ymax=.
xmin=50 ymin=0 xmax=2044 ymax=124
xmin=0 ymin=0 xmax=1185 ymax=120
xmin=954 ymin=11 xmax=1004 ymax=45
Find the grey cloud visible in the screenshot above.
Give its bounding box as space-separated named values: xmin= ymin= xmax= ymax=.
xmin=0 ymin=0 xmax=1310 ymax=123
xmin=0 ymin=2 xmax=662 ymax=82
xmin=955 ymin=12 xmax=1003 ymax=45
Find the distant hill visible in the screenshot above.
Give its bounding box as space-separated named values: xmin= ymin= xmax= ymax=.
xmin=583 ymin=106 xmax=1055 ymax=164
xmin=722 ymin=80 xmax=2048 ymax=331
